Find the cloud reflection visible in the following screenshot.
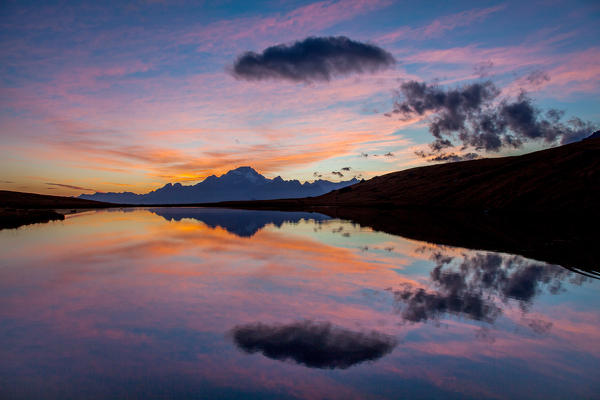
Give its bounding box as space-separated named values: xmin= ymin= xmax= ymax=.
xmin=391 ymin=252 xmax=585 ymax=326
xmin=230 ymin=320 xmax=397 ymax=369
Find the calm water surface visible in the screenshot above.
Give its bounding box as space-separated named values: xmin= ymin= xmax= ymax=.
xmin=0 ymin=208 xmax=598 ymax=399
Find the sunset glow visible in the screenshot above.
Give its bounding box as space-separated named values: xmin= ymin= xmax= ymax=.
xmin=2 ymin=0 xmax=598 ymax=195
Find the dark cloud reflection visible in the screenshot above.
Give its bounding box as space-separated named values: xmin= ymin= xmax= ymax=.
xmin=230 ymin=321 xmax=397 ymax=369
xmin=391 ymin=252 xmax=585 ymax=326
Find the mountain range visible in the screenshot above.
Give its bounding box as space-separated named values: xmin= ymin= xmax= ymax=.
xmin=79 ymin=167 xmax=358 ymax=204
xmin=227 ymin=133 xmax=600 ymax=214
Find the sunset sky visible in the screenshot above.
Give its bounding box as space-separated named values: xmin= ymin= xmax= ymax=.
xmin=1 ymin=0 xmax=599 ymax=196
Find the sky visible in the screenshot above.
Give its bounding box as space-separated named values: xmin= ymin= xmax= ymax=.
xmin=1 ymin=0 xmax=599 ymax=196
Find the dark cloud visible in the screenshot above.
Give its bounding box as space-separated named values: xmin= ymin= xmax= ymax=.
xmin=46 ymin=182 xmax=94 ymax=191
xmin=331 ymin=171 xmax=344 ymax=177
xmin=390 ymin=252 xmax=582 ymax=325
xmin=391 ymin=80 xmax=597 ymax=160
xmin=558 ymin=117 xmax=599 ymax=144
xmin=231 ymin=36 xmax=396 ymax=82
xmin=230 ymin=320 xmax=397 ymax=369
xmin=414 ymin=151 xmax=479 ymax=162
xmin=524 ymin=70 xmax=550 ymax=87
xmin=313 ymin=171 xmax=323 ymax=178
xmin=341 ymin=167 xmax=352 ymax=171
xmin=474 ymin=60 xmax=494 ymax=78
xmin=360 ymin=152 xmax=369 ymax=158
xmin=522 ymin=317 xmax=553 ymax=335
xmin=384 ymin=152 xmax=394 ymax=157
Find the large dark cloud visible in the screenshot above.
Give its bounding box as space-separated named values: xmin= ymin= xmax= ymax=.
xmin=230 ymin=320 xmax=397 ymax=369
xmin=391 ymin=80 xmax=597 ymax=160
xmin=231 ymin=36 xmax=395 ymax=82
xmin=390 ymin=252 xmax=583 ymax=326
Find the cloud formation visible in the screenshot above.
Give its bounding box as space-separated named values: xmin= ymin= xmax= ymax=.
xmin=230 ymin=320 xmax=397 ymax=369
xmin=524 ymin=70 xmax=550 ymax=87
xmin=46 ymin=182 xmax=94 ymax=191
xmin=414 ymin=151 xmax=479 ymax=162
xmin=231 ymin=36 xmax=395 ymax=82
xmin=391 ymin=80 xmax=597 ymax=160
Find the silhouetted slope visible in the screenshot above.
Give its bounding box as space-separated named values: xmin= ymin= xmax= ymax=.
xmin=0 ymin=191 xmax=114 ymax=229
xmin=310 ymin=137 xmax=600 ymax=213
xmin=0 ymin=190 xmax=113 ymax=209
xmin=0 ymin=208 xmax=65 ymax=229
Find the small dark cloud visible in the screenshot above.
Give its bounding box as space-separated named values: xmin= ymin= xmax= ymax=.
xmin=230 ymin=321 xmax=397 ymax=369
xmin=331 ymin=171 xmax=344 ymax=178
xmin=46 ymin=182 xmax=94 ymax=191
xmin=522 ymin=317 xmax=553 ymax=335
xmin=415 ymin=151 xmax=479 ymax=162
xmin=313 ymin=171 xmax=323 ymax=178
xmin=360 ymin=152 xmax=369 ymax=158
xmin=524 ymin=69 xmax=550 ymax=87
xmin=475 ymin=326 xmax=496 ymax=343
xmin=391 ymin=80 xmax=598 ymax=159
xmin=558 ymin=117 xmax=598 ymax=144
xmin=474 ymin=60 xmax=494 ymax=78
xmin=231 ymin=36 xmax=395 ymax=83
xmin=341 ymin=167 xmax=352 ymax=171
xmin=384 ymin=152 xmax=394 ymax=157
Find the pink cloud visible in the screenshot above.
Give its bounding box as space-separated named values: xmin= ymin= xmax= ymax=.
xmin=181 ymin=0 xmax=392 ymax=52
xmin=378 ymin=5 xmax=506 ymax=43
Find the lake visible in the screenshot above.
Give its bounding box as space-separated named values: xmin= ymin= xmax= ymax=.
xmin=0 ymin=208 xmax=598 ymax=399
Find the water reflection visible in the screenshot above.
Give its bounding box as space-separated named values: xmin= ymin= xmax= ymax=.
xmin=231 ymin=321 xmax=397 ymax=369
xmin=150 ymin=207 xmax=330 ymax=237
xmin=0 ymin=208 xmax=598 ymax=400
xmin=390 ymin=251 xmax=586 ymax=327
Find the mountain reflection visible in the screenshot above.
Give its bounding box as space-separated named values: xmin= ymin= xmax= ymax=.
xmin=230 ymin=321 xmax=397 ymax=369
xmin=391 ymin=252 xmax=586 ymax=326
xmin=150 ymin=208 xmax=330 ymax=237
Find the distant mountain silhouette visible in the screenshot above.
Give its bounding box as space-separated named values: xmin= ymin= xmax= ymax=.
xmin=210 ymin=137 xmax=600 ymax=214
xmin=207 ymin=138 xmax=600 ymax=273
xmin=150 ymin=207 xmax=330 ymax=237
xmin=79 ymin=167 xmax=358 ymax=204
